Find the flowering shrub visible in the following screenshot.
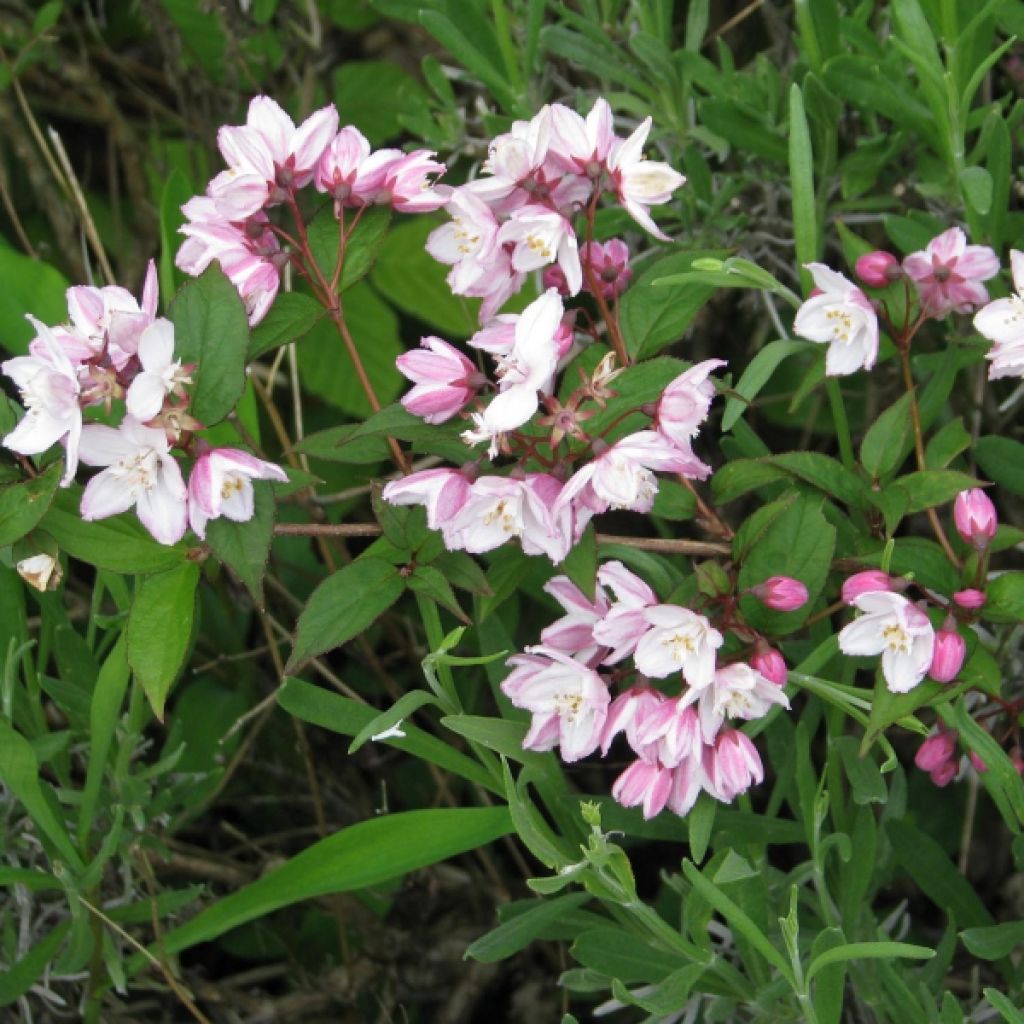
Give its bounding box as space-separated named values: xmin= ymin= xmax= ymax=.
xmin=0 ymin=2 xmax=1023 ymax=1021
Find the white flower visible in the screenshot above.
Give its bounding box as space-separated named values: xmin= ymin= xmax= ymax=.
xmin=442 ymin=476 xmax=527 ymax=553
xmin=695 ymin=662 xmax=790 ymax=738
xmin=794 ymin=264 xmax=879 ymax=376
xmin=633 ymin=605 xmax=723 ymax=689
xmin=497 ymin=208 xmax=582 ymax=294
xmin=125 ymin=318 xmax=191 ymax=421
xmin=78 ymin=418 xmax=187 ymax=545
xmin=2 ymin=316 xmax=83 ymax=485
xmin=974 ymin=250 xmax=1024 ymax=380
xmin=838 ymin=591 xmax=935 ymax=693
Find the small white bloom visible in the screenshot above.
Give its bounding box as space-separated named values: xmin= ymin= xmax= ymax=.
xmin=126 ymin=318 xmax=191 ymax=421
xmin=838 ymin=591 xmax=935 ymax=693
xmin=16 ymin=553 xmax=61 ymax=592
xmin=633 ymin=605 xmax=723 ymax=689
xmin=974 ymin=249 xmax=1024 ymax=380
xmin=794 ymin=264 xmax=879 ymax=376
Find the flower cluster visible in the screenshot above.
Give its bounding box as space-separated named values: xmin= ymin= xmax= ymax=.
xmin=177 ymin=96 xmax=446 ymax=325
xmin=501 ymin=562 xmax=799 ymax=819
xmin=1 ymin=266 xmax=286 ymax=545
xmin=795 ymin=226 xmax=1001 ymax=377
xmin=426 ymin=98 xmax=684 ymax=322
xmin=385 ymin=333 xmax=725 ymax=563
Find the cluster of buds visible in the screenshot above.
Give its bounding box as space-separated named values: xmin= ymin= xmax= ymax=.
xmin=177 ymin=96 xmax=446 ymax=324
xmin=794 ymin=227 xmax=1005 ymax=377
xmin=426 ymin=97 xmax=684 ymax=322
xmin=915 ymin=725 xmax=1024 ymax=789
xmin=1 ymin=265 xmax=286 ymax=546
xmin=501 ymin=562 xmax=808 ymax=819
xmin=385 ymin=331 xmax=725 ymax=563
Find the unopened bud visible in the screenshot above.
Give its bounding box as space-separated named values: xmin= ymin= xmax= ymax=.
xmin=953 ymin=588 xmax=986 ymax=610
xmin=751 ymin=645 xmax=787 ymax=686
xmin=914 ymin=729 xmax=957 ymax=773
xmin=929 ymin=623 xmax=966 ymax=683
xmin=750 ymin=576 xmax=808 ymax=612
xmin=841 ymin=570 xmax=892 ymax=605
xmin=930 ymin=760 xmax=958 ymax=787
xmin=953 ymin=488 xmax=997 ymax=549
xmin=855 ymin=251 xmax=901 ymax=288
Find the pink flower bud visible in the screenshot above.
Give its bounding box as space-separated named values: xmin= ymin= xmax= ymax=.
xmin=930 ymin=760 xmax=958 ymax=787
xmin=953 ymin=488 xmax=997 ymax=549
xmin=542 ymin=264 xmax=570 ymax=296
xmin=841 ymin=570 xmax=893 ymax=605
xmin=953 ymin=588 xmax=987 ymax=610
xmin=914 ymin=729 xmax=957 ymax=773
xmin=751 ymin=645 xmax=787 ymax=686
xmin=855 ymin=251 xmax=901 ymax=288
xmin=929 ymin=624 xmax=966 ymax=683
xmin=968 ymin=750 xmax=988 ymax=773
xmin=750 ymin=576 xmax=808 ymax=612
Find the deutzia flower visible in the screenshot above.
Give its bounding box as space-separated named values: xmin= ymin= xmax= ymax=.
xmin=78 ymin=418 xmax=188 ymax=545
xmin=974 ymin=249 xmax=1024 ymax=380
xmin=187 ymin=447 xmax=288 ymax=539
xmin=633 ymin=605 xmax=723 ymax=689
xmin=125 ymin=318 xmax=192 ymax=422
xmin=794 ymin=264 xmax=879 ymax=376
xmin=902 ymin=226 xmax=999 ymax=317
xmin=2 ymin=316 xmax=83 ymax=486
xmin=838 ymin=591 xmax=935 ymax=693
xmin=696 ymin=662 xmax=790 ymax=738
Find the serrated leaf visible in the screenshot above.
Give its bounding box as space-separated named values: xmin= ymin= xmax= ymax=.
xmin=408 ymin=564 xmax=468 ymax=623
xmin=287 ymin=557 xmax=405 ymax=670
xmin=126 ymin=562 xmax=199 ymax=719
xmin=974 ymin=435 xmax=1024 ymax=496
xmin=170 ymin=264 xmax=249 ymax=426
xmin=860 ymin=392 xmax=914 ymax=478
xmin=248 ymin=292 xmax=324 ymax=359
xmin=306 ymin=205 xmax=391 ymax=294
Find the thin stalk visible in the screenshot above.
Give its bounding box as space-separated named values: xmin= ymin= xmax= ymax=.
xmin=825 ymin=377 xmax=854 ymax=470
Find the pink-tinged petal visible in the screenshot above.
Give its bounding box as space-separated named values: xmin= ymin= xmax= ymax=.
xmin=289 ymin=105 xmax=340 ymax=174
xmin=136 ymin=483 xmax=187 ymax=545
xmin=247 ymin=96 xmax=294 ymax=162
xmin=81 ymin=471 xmax=135 ymax=521
xmin=956 ymin=245 xmax=1000 ymax=280
xmin=928 ymin=226 xmax=966 ymax=263
xmin=141 ymin=260 xmax=159 ymax=320
xmin=901 ymin=252 xmax=933 ymax=282
xmin=1010 ymin=250 xmax=1024 ymax=293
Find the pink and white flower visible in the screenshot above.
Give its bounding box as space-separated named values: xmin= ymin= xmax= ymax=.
xmin=794 ymin=264 xmax=879 ymax=376
xmin=703 ymin=729 xmax=764 ymax=802
xmin=601 ymin=685 xmax=665 ymax=758
xmin=558 ymin=430 xmax=708 ymax=518
xmin=125 ymin=318 xmax=191 ymax=422
xmin=606 ymin=118 xmax=686 ymax=241
xmin=655 ymin=359 xmax=726 ymax=455
xmin=349 ymin=149 xmax=446 ymax=212
xmin=540 ymin=575 xmax=611 ymax=659
xmin=611 ymin=758 xmax=673 ymax=819
xmin=592 ymin=560 xmax=657 ymax=664
xmin=519 ymin=472 xmax=575 ymax=563
xmin=314 ymin=125 xmax=372 ymax=202
xmin=497 ymin=207 xmax=582 ymax=294
xmin=903 ymin=227 xmax=999 ymax=318
xmin=548 ymin=97 xmax=615 ymax=178
xmin=579 ymin=239 xmax=632 ymax=300
xmin=78 ymin=418 xmax=188 ymax=545
xmin=838 ymin=591 xmax=935 ymax=693
xmin=443 ymin=476 xmax=527 ymax=553
xmin=974 ymin=250 xmax=1024 ymax=379
xmin=187 ymin=446 xmax=288 ymax=539
xmin=2 ymin=317 xmax=83 ymax=485
xmin=381 ymin=467 xmax=472 ymax=531
xmin=633 ymin=604 xmax=723 ymax=689
xmin=634 ymin=697 xmax=704 ymax=768
xmin=397 ymin=337 xmax=479 ymax=424
xmin=953 ymin=488 xmax=998 ymax=549
xmin=696 ymin=662 xmax=789 ymax=738
xmin=426 ymin=190 xmax=502 ymax=297
xmin=503 ymin=646 xmax=610 ymax=762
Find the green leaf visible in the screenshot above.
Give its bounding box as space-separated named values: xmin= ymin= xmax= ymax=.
xmin=805 ymin=941 xmax=934 ymax=984
xmin=975 ymin=435 xmax=1024 ymax=496
xmin=681 ymin=860 xmax=794 ymax=984
xmin=371 ymin=216 xmax=479 ymax=336
xmin=982 ymin=571 xmax=1024 ymax=623
xmin=333 ymin=60 xmax=432 ymax=146
xmin=297 ymin=283 xmax=402 ymax=418
xmin=833 ymin=736 xmax=886 ymax=805
xmin=467 ymin=893 xmax=590 ymax=963
xmin=619 ymin=251 xmax=719 ymax=358
xmin=0 ymin=245 xmax=70 ymax=357
xmin=170 ymin=263 xmax=250 ymax=427
xmin=78 ymin=635 xmax=130 ymax=847
xmin=788 ymin=83 xmax=818 ymax=292
xmin=713 ymin=452 xmax=867 ymax=508
xmin=126 ymin=562 xmax=199 ymax=719
xmin=0 ymin=461 xmax=62 ymax=546
xmin=278 ymin=677 xmax=498 ymax=792
xmin=287 ymin=558 xmax=405 ymax=671
xmin=38 ymin=489 xmax=188 ymax=574
xmin=0 ymin=922 xmax=71 ymax=1007
xmin=860 ymin=392 xmax=914 ymax=478
xmin=960 ymin=920 xmax=1024 ymax=960
xmin=887 ymin=820 xmax=993 ymax=928
xmin=960 ymin=165 xmax=993 ymax=217
xmin=889 ymin=470 xmax=981 ymax=514
xmin=307 ymin=205 xmax=391 ymax=294
xmin=407 ymin=564 xmax=468 ymax=623
xmin=570 ymin=927 xmax=685 ymax=984
xmin=206 ymin=481 xmax=276 ymax=606
xmin=442 ymin=716 xmax=547 ymax=767
xmin=687 ymin=794 xmax=715 ymax=863
xmin=737 ymin=494 xmax=835 ymax=635
xmin=722 ymin=341 xmax=812 ymax=431
xmin=348 ymin=690 xmax=441 ymax=753
xmin=131 ymin=808 xmax=512 ymax=965
xmin=431 ymin=551 xmax=493 ymax=597
xmin=158 ymin=167 xmax=192 ymax=301
xmin=248 ymin=292 xmax=324 ymax=359
xmin=0 ymin=719 xmax=83 ymax=871
xmin=984 ymin=988 xmax=1024 ymax=1024
xmin=560 ymin=524 xmax=596 ymax=599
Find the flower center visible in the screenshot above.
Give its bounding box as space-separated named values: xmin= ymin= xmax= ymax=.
xmin=825 ymin=308 xmax=855 ymax=343
xmin=882 ymin=623 xmax=911 ymax=653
